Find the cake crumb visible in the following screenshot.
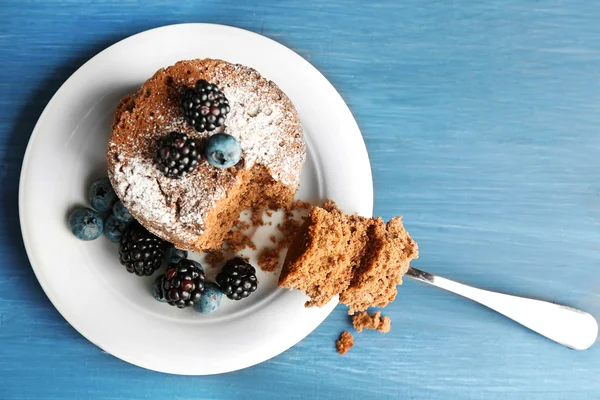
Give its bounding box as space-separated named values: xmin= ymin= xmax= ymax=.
xmin=251 ymin=206 xmax=265 ymax=227
xmin=352 ymin=311 xmax=391 ymax=333
xmin=379 ymin=316 xmax=391 ymax=333
xmin=239 ymin=201 xmax=311 ymax=273
xmin=336 ymin=331 xmax=354 ymax=355
xmin=204 ymin=250 xmax=225 ymax=266
xmin=291 ymin=200 xmax=311 ymax=210
xmin=225 ymin=230 xmax=256 ymax=252
xmin=277 ymin=218 xmax=302 ymax=248
xmin=234 ymin=220 xmax=250 ymax=231
xmin=258 ymin=247 xmax=281 ymax=272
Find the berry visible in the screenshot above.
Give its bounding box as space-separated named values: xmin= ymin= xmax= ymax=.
xmin=188 ymin=259 xmax=204 ymax=272
xmin=112 ymin=201 xmax=133 ymax=223
xmin=181 ymin=80 xmax=230 ymax=132
xmin=162 ymin=259 xmax=206 ymax=308
xmin=103 ymin=214 xmax=130 ymax=243
xmin=88 ymin=178 xmax=117 ymax=212
xmin=152 ymin=275 xmax=166 ymax=302
xmin=204 ymin=133 xmax=242 ymax=169
xmin=118 ymin=223 xmax=167 ymax=276
xmin=216 ymin=257 xmax=258 ymax=300
xmin=164 ymin=246 xmax=188 ymax=264
xmin=193 ymin=282 xmax=223 ymax=314
xmin=69 ymin=207 xmax=103 ymax=241
xmin=155 ymin=132 xmax=201 ymax=178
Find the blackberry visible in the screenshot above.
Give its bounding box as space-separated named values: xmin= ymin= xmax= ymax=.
xmin=180 ymin=80 xmax=230 ymax=132
xmin=216 ymin=257 xmax=258 ymax=300
xmin=152 ymin=275 xmax=166 ymax=302
xmin=119 ymin=223 xmax=167 ymax=276
xmin=156 ymin=132 xmax=201 ymax=178
xmin=162 ymin=259 xmax=206 ymax=308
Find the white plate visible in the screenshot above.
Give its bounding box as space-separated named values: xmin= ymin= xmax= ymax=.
xmin=19 ymin=23 xmax=373 ymax=375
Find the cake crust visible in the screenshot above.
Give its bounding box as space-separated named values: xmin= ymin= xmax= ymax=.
xmin=108 ymin=59 xmax=305 ymax=251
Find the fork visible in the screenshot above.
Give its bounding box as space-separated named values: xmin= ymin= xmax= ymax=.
xmin=406 ymin=267 xmax=598 ymax=350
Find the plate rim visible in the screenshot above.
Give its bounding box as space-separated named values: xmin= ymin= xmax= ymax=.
xmin=18 ymin=22 xmax=373 ymax=374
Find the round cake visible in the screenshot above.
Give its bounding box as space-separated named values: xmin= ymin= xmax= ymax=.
xmin=107 ymin=59 xmax=306 ymax=251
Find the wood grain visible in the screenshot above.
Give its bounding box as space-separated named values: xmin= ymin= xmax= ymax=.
xmin=1 ymin=0 xmax=599 ymax=398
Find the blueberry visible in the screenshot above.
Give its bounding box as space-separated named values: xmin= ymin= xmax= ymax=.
xmin=88 ymin=177 xmax=117 ymax=212
xmin=204 ymin=133 xmax=242 ymax=168
xmin=193 ymin=282 xmax=222 ymax=314
xmin=69 ymin=207 xmax=103 ymax=241
xmin=152 ymin=276 xmax=166 ymax=302
xmin=112 ymin=201 xmax=133 ymax=222
xmin=188 ymin=260 xmax=204 ymax=272
xmin=164 ymin=246 xmax=188 ymax=264
xmin=103 ymin=214 xmax=130 ymax=243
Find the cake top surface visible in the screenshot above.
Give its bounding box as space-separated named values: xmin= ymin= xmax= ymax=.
xmin=107 ymin=59 xmax=305 ymax=247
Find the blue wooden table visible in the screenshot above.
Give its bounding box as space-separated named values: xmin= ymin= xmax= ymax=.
xmin=1 ymin=1 xmax=599 ymax=398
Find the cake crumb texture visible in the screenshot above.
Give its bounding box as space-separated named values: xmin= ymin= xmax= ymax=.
xmin=204 ymin=250 xmax=225 ymax=266
xmin=352 ymin=311 xmax=391 ymax=333
xmin=195 ymin=200 xmax=312 ymax=272
xmin=279 ymin=201 xmax=418 ymax=313
xmin=336 ymin=331 xmax=354 ymax=355
xmin=251 ymin=206 xmax=265 ymax=227
xmin=291 ymin=200 xmax=311 ymax=210
xmin=225 ymin=230 xmax=256 ymax=253
xmin=258 ymin=247 xmax=281 ymax=272
xmin=234 ymin=219 xmax=250 ymax=231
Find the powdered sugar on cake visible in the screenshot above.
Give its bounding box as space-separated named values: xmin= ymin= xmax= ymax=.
xmin=222 ymin=84 xmax=301 ymax=185
xmin=107 ymin=59 xmax=305 ymax=248
xmin=110 ymin=154 xmax=227 ymax=242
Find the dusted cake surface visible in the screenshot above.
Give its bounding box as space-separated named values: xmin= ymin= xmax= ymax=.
xmin=107 ymin=59 xmax=305 ymax=250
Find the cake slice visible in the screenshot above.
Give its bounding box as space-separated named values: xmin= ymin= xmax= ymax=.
xmin=279 ymin=201 xmax=418 ymax=314
xmin=279 ymin=202 xmax=367 ymax=307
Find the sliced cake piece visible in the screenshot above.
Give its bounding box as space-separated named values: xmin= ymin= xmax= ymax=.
xmin=279 ymin=204 xmax=356 ymax=307
xmin=340 ymin=215 xmax=417 ymax=313
xmin=279 ymin=201 xmax=418 ymax=313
